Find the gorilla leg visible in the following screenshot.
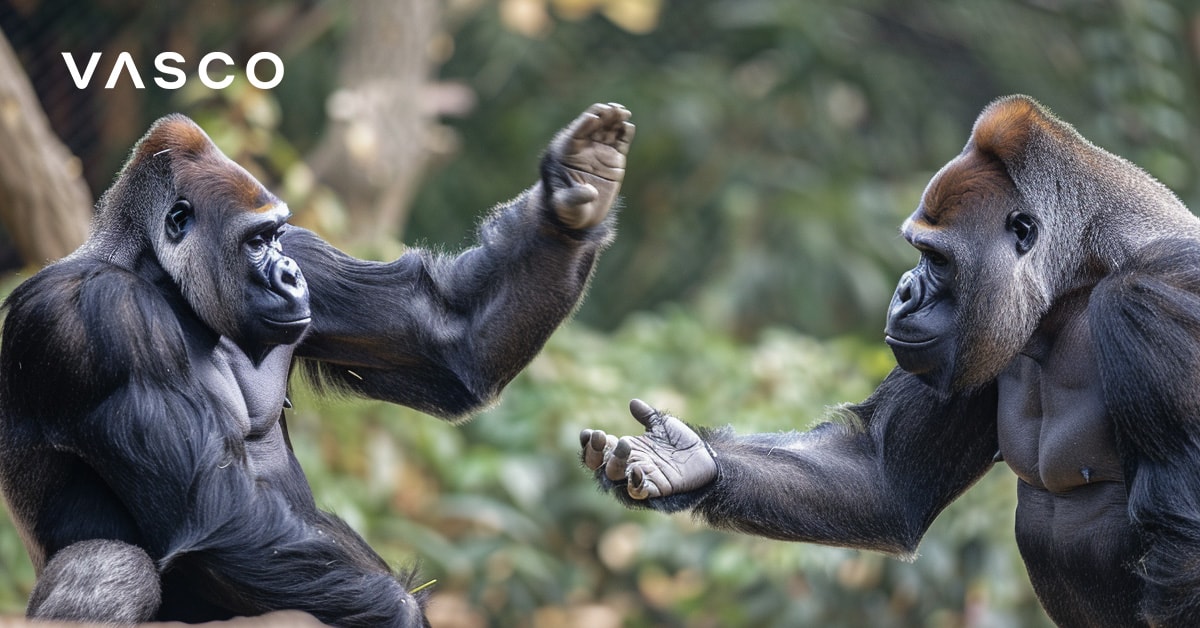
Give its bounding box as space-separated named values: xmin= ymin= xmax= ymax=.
xmin=27 ymin=539 xmax=160 ymax=623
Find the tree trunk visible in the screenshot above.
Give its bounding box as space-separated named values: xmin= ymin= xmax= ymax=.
xmin=0 ymin=29 xmax=91 ymax=266
xmin=307 ymin=0 xmax=443 ymax=247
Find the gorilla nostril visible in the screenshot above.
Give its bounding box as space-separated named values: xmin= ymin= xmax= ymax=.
xmin=273 ymin=259 xmax=304 ymax=294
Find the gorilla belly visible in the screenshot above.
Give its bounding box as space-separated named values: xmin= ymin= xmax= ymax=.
xmin=1014 ymin=481 xmax=1144 ymax=627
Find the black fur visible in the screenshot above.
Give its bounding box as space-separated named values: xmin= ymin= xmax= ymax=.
xmin=0 ymin=112 xmax=617 ymax=625
xmin=1091 ymin=239 xmax=1200 ymax=627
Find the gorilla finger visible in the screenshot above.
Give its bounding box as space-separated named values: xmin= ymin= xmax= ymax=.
xmin=629 ymin=464 xmax=644 ymax=489
xmin=615 ymin=121 xmax=635 ymax=153
xmin=613 ymin=436 xmax=633 ymax=460
xmin=585 ymin=103 xmax=627 ymax=128
xmin=605 ymin=452 xmax=628 ymax=482
xmin=627 ymin=465 xmax=661 ymax=500
xmin=602 ymin=102 xmax=631 ymax=122
xmin=579 ymin=428 xmax=594 ymax=449
xmin=595 ymin=106 xmax=631 ymax=140
xmin=629 ymin=399 xmax=660 ymax=429
xmin=583 ymin=430 xmax=611 ymax=470
xmin=571 ymin=109 xmax=604 ymax=139
xmin=588 ymin=429 xmax=609 ymax=452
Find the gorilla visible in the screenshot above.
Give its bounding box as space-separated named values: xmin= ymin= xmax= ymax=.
xmin=0 ymin=102 xmax=633 ymax=626
xmin=581 ymin=95 xmax=1200 ymax=627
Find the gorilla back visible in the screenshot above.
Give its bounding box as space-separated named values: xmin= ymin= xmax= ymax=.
xmin=0 ymin=104 xmax=632 ymax=625
xmin=582 ymin=96 xmax=1200 ymax=627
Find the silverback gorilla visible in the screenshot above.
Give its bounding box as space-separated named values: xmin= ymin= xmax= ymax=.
xmin=582 ymin=95 xmax=1200 ymax=627
xmin=0 ymin=103 xmax=632 ymax=626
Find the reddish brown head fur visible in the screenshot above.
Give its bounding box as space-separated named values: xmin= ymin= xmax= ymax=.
xmin=917 ymin=150 xmax=1011 ymax=228
xmin=132 ymin=115 xmax=213 ymax=161
xmin=132 ymin=114 xmax=277 ymax=215
xmin=969 ymin=94 xmax=1076 ymax=166
xmin=913 ymin=96 xmax=1058 ymax=228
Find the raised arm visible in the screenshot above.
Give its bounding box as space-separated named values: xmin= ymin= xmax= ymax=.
xmin=583 ymin=370 xmax=999 ymax=555
xmin=290 ymin=104 xmax=633 ymax=419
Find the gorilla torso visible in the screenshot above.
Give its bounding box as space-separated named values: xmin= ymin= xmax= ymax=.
xmin=997 ymin=287 xmax=1123 ymax=493
xmin=195 ymin=335 xmax=297 ymax=480
xmin=997 ymin=287 xmax=1143 ymax=627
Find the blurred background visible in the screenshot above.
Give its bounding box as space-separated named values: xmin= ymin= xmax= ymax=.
xmin=1 ymin=0 xmax=1199 ymax=626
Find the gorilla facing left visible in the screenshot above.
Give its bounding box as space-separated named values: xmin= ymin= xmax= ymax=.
xmin=0 ymin=103 xmax=633 ymax=626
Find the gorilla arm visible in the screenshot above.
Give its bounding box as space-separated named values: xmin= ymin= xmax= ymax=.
xmin=583 ymin=370 xmax=999 ymax=555
xmin=289 ymin=103 xmax=633 ymax=419
xmin=1091 ymin=238 xmax=1200 ymax=626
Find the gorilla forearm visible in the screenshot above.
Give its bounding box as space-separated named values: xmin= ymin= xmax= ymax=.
xmin=693 ymin=427 xmax=924 ymax=554
xmin=592 ymin=371 xmax=1000 ymax=556
xmin=291 ymin=185 xmax=611 ymax=418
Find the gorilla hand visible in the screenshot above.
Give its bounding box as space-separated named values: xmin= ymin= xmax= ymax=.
xmin=545 ymin=103 xmax=633 ymax=229
xmin=580 ymin=399 xmax=717 ymax=500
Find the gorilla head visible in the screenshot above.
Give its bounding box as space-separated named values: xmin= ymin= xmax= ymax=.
xmin=95 ymin=115 xmax=311 ymax=351
xmin=884 ymin=95 xmax=1190 ymax=393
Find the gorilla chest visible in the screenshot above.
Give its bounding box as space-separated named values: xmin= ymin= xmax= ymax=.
xmin=199 ymin=339 xmax=295 ymax=473
xmin=995 ymin=310 xmax=1123 ymax=494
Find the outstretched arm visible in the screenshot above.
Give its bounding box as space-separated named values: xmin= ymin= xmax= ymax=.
xmin=290 ymin=104 xmax=633 ymax=419
xmin=1090 ymin=238 xmax=1200 ymax=626
xmin=583 ymin=370 xmax=999 ymax=555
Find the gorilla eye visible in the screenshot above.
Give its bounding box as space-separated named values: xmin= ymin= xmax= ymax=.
xmin=1007 ymin=212 xmax=1039 ymax=255
xmin=165 ymin=199 xmax=193 ymax=241
xmin=246 ymin=226 xmax=282 ymax=254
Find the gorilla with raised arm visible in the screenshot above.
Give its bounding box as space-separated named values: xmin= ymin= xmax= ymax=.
xmin=0 ymin=102 xmax=632 ymax=626
xmin=582 ymin=95 xmax=1200 ymax=627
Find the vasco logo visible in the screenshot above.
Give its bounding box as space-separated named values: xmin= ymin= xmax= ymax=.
xmin=62 ymin=52 xmax=284 ymax=90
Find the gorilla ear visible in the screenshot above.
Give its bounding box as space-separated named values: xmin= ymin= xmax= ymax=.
xmin=970 ymin=95 xmax=1054 ymax=166
xmin=165 ymin=199 xmax=194 ymax=241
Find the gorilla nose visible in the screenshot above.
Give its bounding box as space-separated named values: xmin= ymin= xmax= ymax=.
xmin=272 ymin=257 xmax=307 ymax=299
xmin=889 ymin=271 xmax=923 ymax=319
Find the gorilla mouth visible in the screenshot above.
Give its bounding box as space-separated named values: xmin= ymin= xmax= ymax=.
xmin=264 ymin=315 xmax=312 ymax=330
xmin=266 ymin=317 xmax=312 ymax=326
xmin=883 ymin=335 xmax=939 ymax=350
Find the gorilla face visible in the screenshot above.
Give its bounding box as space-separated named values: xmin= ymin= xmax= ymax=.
xmin=160 ymin=194 xmax=310 ymax=349
xmin=232 ymin=204 xmax=311 ymax=347
xmin=884 ymin=240 xmax=958 ymax=392
xmin=147 ymin=117 xmax=311 ymax=350
xmin=885 ymin=146 xmax=1045 ymax=394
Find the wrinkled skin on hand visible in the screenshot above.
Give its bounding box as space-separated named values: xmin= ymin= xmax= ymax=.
xmin=547 ymin=103 xmax=634 ymax=229
xmin=580 ymin=399 xmax=718 ymax=499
